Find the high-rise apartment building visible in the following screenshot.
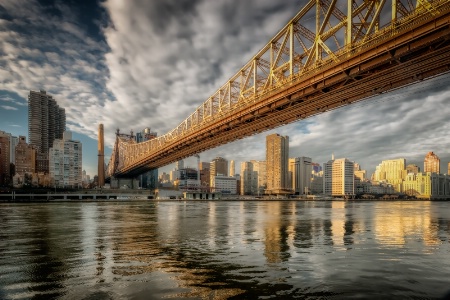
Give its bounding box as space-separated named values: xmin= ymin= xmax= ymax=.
xmin=324 ymin=158 xmax=354 ymax=196
xmin=240 ymin=160 xmax=266 ymax=195
xmin=0 ymin=131 xmax=11 ymax=185
xmin=229 ymin=160 xmax=235 ymax=177
xmin=9 ymin=136 xmax=18 ymax=164
xmin=424 ymin=151 xmax=440 ymax=173
xmin=49 ymin=131 xmax=82 ymax=188
xmin=265 ymin=134 xmax=289 ymax=194
xmin=176 ymin=159 xmax=184 ymax=170
xmin=28 ymin=90 xmax=66 ymax=173
xmin=372 ymin=158 xmax=406 ymax=192
xmin=15 ymin=136 xmax=36 ymax=175
xmin=210 ymin=157 xmax=228 ymax=189
xmin=289 ymin=157 xmax=312 ymax=195
xmin=199 ymin=162 xmax=210 ymax=188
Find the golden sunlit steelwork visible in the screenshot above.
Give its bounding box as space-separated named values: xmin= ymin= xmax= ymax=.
xmin=107 ymin=0 xmax=450 ymax=178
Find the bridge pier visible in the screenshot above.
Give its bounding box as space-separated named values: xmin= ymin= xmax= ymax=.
xmin=110 ymin=176 xmax=140 ymax=190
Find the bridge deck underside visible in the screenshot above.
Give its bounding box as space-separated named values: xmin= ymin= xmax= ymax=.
xmin=116 ymin=12 xmax=450 ymax=177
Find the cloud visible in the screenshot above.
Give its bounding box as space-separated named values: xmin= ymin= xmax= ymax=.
xmin=0 ymin=0 xmax=109 ymax=142
xmin=1 ymin=105 xmax=18 ymax=110
xmin=100 ymin=0 xmax=302 ymax=146
xmin=0 ymin=94 xmax=27 ymax=106
xmin=1 ymin=0 xmax=449 ymax=177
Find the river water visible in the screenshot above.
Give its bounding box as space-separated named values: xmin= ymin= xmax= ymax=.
xmin=0 ymin=201 xmax=449 ymax=299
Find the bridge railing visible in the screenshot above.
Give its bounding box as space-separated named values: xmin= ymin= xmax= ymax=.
xmin=108 ymin=0 xmax=448 ymax=176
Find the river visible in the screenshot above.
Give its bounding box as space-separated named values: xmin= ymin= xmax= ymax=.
xmin=1 ymin=200 xmax=449 ymax=299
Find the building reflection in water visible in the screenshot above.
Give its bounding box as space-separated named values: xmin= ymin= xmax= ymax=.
xmin=374 ymin=201 xmax=440 ymax=247
xmin=331 ymin=201 xmax=346 ymax=249
xmin=261 ymin=202 xmax=294 ymax=263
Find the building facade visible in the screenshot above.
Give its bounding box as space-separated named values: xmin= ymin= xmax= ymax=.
xmin=324 ymin=158 xmax=354 ymax=196
xmin=210 ymin=157 xmax=228 ymax=189
xmin=289 ymin=157 xmax=312 ymax=195
xmin=177 ymin=168 xmax=200 ymax=191
xmin=0 ymin=131 xmax=11 ymax=185
xmin=199 ymin=162 xmax=210 ymax=189
xmin=15 ymin=136 xmax=36 ymax=175
xmin=28 ymin=90 xmax=66 ymax=173
xmin=406 ymin=164 xmax=420 ymax=174
xmin=265 ymin=134 xmax=289 ymax=194
xmin=372 ymin=158 xmax=406 ymax=192
xmin=403 ymin=172 xmax=450 ymax=199
xmin=214 ymin=175 xmax=237 ymax=195
xmin=229 ymin=160 xmax=235 ymax=177
xmin=240 ymin=160 xmax=266 ymax=195
xmin=424 ymin=151 xmax=440 ymax=174
xmin=49 ymin=132 xmax=82 ymax=188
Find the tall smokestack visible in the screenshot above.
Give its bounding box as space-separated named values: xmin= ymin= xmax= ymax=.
xmin=98 ymin=124 xmax=105 ymax=187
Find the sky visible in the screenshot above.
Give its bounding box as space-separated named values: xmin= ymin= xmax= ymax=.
xmin=0 ymin=0 xmax=449 ymax=178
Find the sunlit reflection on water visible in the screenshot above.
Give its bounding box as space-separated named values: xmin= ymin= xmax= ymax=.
xmin=0 ymin=200 xmax=449 ymax=299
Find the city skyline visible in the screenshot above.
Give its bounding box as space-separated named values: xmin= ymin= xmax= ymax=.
xmin=1 ymin=0 xmax=449 ymax=177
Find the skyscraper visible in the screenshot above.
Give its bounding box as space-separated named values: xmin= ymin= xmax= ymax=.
xmin=199 ymin=162 xmax=210 ymax=188
xmin=0 ymin=131 xmax=11 ymax=185
xmin=229 ymin=160 xmax=235 ymax=177
xmin=324 ymin=157 xmax=354 ymax=196
xmin=28 ymin=90 xmax=65 ymax=173
xmin=265 ymin=133 xmax=289 ymax=195
xmin=176 ymin=159 xmax=184 ymax=170
xmin=210 ymin=157 xmax=228 ymax=189
xmin=49 ymin=131 xmax=82 ymax=188
xmin=289 ymin=157 xmax=312 ymax=195
xmin=372 ymin=158 xmax=406 ymax=192
xmin=240 ymin=160 xmax=266 ymax=195
xmin=424 ymin=151 xmax=440 ymax=173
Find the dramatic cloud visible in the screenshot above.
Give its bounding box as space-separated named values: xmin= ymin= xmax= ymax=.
xmin=0 ymin=0 xmax=110 ymax=139
xmin=1 ymin=105 xmax=18 ymax=110
xmin=1 ymin=0 xmax=449 ymax=176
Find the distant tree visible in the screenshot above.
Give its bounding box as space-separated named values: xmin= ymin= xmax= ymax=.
xmin=23 ymin=173 xmax=32 ymax=188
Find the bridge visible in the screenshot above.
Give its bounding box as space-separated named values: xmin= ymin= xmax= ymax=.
xmin=107 ymin=0 xmax=450 ymax=179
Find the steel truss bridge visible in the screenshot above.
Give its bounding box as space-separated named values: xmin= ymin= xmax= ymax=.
xmin=107 ymin=0 xmax=450 ymax=178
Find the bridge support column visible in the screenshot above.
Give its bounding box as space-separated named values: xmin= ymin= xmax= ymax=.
xmin=110 ymin=176 xmax=140 ymax=189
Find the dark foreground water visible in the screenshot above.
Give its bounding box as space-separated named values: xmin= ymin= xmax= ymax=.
xmin=0 ymin=201 xmax=449 ymax=299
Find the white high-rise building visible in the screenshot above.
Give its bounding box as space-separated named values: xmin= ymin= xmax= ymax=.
xmin=324 ymin=157 xmax=354 ymax=197
xmin=289 ymin=157 xmax=312 ymax=195
xmin=49 ymin=131 xmax=82 ymax=188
